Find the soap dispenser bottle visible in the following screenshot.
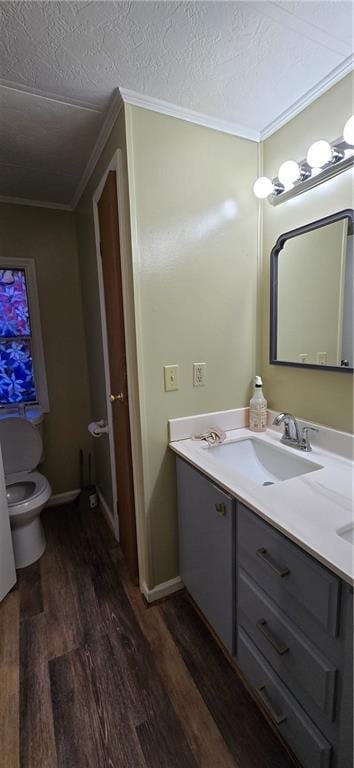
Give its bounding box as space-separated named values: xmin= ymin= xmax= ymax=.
xmin=249 ymin=376 xmax=267 ymax=432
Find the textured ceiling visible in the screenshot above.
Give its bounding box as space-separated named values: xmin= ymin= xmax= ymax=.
xmin=0 ymin=1 xmax=353 ymax=206
xmin=0 ymin=87 xmax=103 ymax=203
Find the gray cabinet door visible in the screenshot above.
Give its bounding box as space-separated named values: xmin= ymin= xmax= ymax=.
xmin=177 ymin=457 xmax=235 ymax=654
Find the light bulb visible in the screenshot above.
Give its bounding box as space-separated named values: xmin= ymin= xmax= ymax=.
xmin=253 ymin=176 xmax=274 ymax=199
xmin=278 ymin=160 xmax=300 ymax=186
xmin=306 ymin=140 xmax=332 ymax=168
xmin=343 ymin=116 xmax=354 ymax=145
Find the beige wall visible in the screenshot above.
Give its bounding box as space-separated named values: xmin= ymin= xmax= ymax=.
xmin=0 ymin=203 xmax=91 ymax=493
xmin=261 ymin=74 xmax=354 ymax=433
xmin=126 ymin=105 xmax=258 ymax=585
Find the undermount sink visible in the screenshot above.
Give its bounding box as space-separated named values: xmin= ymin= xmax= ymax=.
xmin=209 ymin=437 xmax=322 ymax=485
xmin=336 ymin=523 xmax=354 ymax=545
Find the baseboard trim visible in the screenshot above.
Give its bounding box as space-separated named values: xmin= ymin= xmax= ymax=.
xmin=97 ymin=488 xmax=119 ymax=540
xmin=141 ymin=576 xmax=184 ymax=603
xmin=46 ymin=488 xmax=80 ymax=507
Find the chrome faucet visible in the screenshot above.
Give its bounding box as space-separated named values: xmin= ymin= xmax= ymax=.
xmin=273 ymin=413 xmax=319 ymax=452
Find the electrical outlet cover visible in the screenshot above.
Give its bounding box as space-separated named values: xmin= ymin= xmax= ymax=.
xmin=193 ymin=362 xmax=206 ymax=386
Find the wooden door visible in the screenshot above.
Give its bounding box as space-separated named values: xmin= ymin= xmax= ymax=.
xmin=97 ymin=171 xmax=138 ymax=582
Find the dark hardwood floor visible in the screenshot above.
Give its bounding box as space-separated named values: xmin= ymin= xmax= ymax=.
xmin=0 ymin=503 xmax=297 ymax=768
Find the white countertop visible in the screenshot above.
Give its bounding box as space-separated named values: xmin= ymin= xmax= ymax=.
xmin=169 ymin=427 xmax=354 ymax=585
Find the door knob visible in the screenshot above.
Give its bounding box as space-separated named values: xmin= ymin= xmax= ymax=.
xmin=109 ymin=393 xmax=124 ymax=403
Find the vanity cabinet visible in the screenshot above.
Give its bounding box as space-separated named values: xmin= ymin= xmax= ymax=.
xmin=176 ymin=457 xmax=235 ymax=654
xmin=237 ymin=506 xmax=353 ymax=768
xmin=237 ymin=503 xmax=340 ymax=641
xmin=176 ymin=458 xmax=353 ymax=768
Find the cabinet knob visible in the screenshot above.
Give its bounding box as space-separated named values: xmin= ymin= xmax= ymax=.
xmin=215 ymin=502 xmax=226 ymax=516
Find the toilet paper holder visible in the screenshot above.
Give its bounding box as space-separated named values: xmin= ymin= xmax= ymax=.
xmin=88 ymin=420 xmax=109 ymax=438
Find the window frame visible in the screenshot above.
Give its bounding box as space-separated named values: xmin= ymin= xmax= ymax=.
xmin=0 ymin=257 xmax=49 ymax=412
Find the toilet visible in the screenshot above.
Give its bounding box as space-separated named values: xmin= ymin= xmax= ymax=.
xmin=0 ymin=416 xmax=51 ymax=569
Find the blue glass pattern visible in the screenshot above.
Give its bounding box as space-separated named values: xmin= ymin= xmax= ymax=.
xmin=0 ymin=269 xmax=37 ymax=404
xmin=0 ymin=269 xmax=31 ymax=337
xmin=0 ymin=341 xmax=36 ymax=404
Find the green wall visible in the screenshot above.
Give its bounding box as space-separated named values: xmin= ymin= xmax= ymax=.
xmin=75 ymin=74 xmax=353 ymax=591
xmin=126 ymin=105 xmax=258 ymax=585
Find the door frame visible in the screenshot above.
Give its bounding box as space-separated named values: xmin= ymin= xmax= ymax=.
xmin=92 ymin=150 xmax=145 ymax=586
xmin=0 ymin=441 xmax=16 ymax=601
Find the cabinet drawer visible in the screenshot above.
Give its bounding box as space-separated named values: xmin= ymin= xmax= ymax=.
xmin=238 ymin=504 xmax=340 ymax=638
xmin=238 ymin=628 xmax=332 ymax=768
xmin=238 ymin=569 xmax=337 ymax=723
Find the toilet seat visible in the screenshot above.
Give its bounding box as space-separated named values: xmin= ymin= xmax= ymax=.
xmin=6 ymin=471 xmax=51 ymax=516
xmin=0 ymin=416 xmax=51 ymax=568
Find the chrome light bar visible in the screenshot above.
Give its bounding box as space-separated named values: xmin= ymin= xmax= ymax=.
xmin=270 ymin=138 xmax=354 ymax=206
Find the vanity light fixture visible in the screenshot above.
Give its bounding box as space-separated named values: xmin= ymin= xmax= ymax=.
xmin=253 ymin=121 xmax=354 ymax=205
xmin=343 ymin=115 xmax=354 ymax=145
xmin=307 ymin=139 xmax=344 ymax=167
xmin=253 ymin=176 xmax=274 ymax=198
xmin=306 ymin=140 xmax=332 ymax=168
xmin=253 ymin=176 xmax=285 ymax=199
xmin=278 ymin=160 xmax=300 ymax=187
xmin=311 ymin=167 xmax=322 ymax=177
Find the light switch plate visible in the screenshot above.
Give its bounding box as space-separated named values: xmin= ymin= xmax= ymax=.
xmin=164 ymin=365 xmax=180 ymax=392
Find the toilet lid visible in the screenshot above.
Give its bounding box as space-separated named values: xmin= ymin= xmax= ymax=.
xmin=0 ymin=417 xmax=42 ymax=474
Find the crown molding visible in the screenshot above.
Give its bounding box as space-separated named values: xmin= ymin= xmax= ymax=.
xmin=260 ymin=55 xmax=354 ymax=140
xmin=120 ymin=87 xmax=260 ymax=142
xmin=71 ymin=89 xmax=123 ymax=209
xmin=0 ymin=195 xmax=72 ymax=211
xmin=0 ymin=79 xmax=101 ymax=113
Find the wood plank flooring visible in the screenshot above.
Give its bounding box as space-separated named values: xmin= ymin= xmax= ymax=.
xmin=0 ymin=503 xmax=297 ymax=768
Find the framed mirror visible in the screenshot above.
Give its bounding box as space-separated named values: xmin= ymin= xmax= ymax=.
xmin=270 ymin=209 xmax=354 ymax=373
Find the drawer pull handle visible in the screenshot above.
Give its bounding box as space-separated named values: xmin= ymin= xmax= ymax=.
xmin=256 ymin=685 xmax=287 ymax=726
xmin=215 ymin=502 xmax=226 ymax=516
xmin=256 ymin=547 xmax=290 ymax=577
xmin=256 ymin=619 xmax=289 ymax=656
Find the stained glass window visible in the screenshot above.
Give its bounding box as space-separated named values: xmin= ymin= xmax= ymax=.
xmin=0 ymin=269 xmax=37 ymax=404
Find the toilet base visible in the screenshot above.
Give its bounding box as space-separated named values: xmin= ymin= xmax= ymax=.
xmin=12 ymin=515 xmax=46 ymax=569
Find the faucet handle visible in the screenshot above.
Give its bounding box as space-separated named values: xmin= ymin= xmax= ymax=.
xmin=300 ymin=426 xmax=319 ymax=452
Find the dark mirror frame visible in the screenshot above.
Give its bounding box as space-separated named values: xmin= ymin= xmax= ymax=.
xmin=270 ymin=208 xmax=354 ymax=373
